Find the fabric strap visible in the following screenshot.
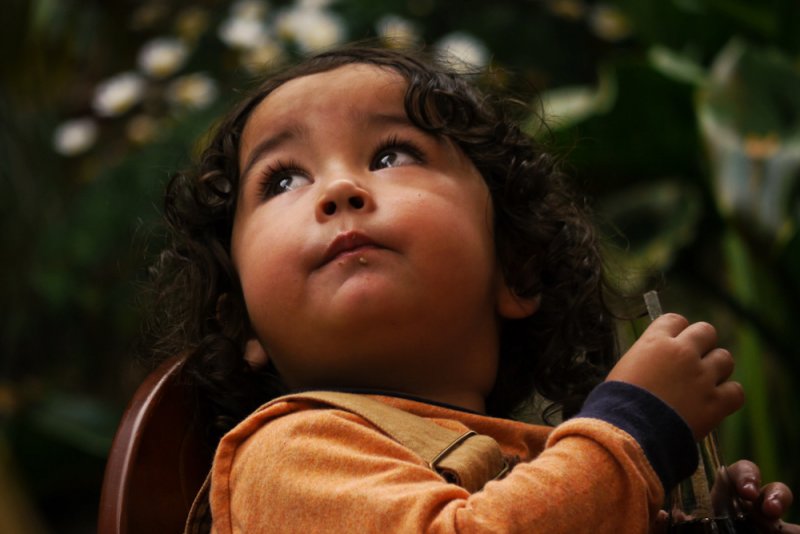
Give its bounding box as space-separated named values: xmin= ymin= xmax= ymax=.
xmin=184 ymin=391 xmax=508 ymax=533
xmin=291 ymin=391 xmax=509 ymax=491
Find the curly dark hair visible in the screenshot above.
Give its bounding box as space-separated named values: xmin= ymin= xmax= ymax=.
xmin=148 ymin=44 xmax=618 ymax=440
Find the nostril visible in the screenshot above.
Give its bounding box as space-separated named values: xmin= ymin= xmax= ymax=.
xmin=323 ymin=201 xmax=337 ymax=215
xmin=349 ymin=196 xmax=364 ymax=209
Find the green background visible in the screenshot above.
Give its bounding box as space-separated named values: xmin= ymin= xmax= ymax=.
xmin=2 ymin=0 xmax=799 ymax=531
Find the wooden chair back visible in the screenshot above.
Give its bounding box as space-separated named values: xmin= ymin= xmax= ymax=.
xmin=98 ymin=356 xmax=213 ymax=534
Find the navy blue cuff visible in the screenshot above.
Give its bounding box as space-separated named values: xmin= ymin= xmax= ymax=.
xmin=575 ymin=381 xmax=697 ymax=492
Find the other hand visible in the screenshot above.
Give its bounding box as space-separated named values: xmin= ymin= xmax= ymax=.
xmin=607 ymin=313 xmax=744 ymax=440
xmin=651 ymin=460 xmax=799 ymax=533
xmin=728 ymin=459 xmax=799 ymax=533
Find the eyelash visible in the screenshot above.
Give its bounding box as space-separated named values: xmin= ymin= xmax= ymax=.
xmin=255 ymin=134 xmax=426 ymax=200
xmin=370 ymin=135 xmax=426 ymax=169
xmin=257 ymin=159 xmax=308 ymax=200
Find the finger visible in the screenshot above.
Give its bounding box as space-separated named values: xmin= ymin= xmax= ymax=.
xmin=759 ymin=482 xmax=794 ymax=519
xmin=727 ymin=459 xmax=761 ymax=501
xmin=676 ymin=321 xmax=718 ymax=354
xmin=651 ymin=510 xmax=669 ymax=534
xmin=649 ymin=313 xmax=690 ymax=336
xmin=715 ymin=381 xmax=745 ymax=415
xmin=702 ymin=348 xmax=735 ymax=385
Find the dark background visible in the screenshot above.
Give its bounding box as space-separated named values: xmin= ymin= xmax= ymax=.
xmin=2 ymin=0 xmax=799 ymax=531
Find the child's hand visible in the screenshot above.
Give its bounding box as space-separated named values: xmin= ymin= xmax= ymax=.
xmin=606 ymin=313 xmax=744 ymax=440
xmin=727 ymin=459 xmax=800 ymax=533
xmin=651 ymin=460 xmax=800 ymax=533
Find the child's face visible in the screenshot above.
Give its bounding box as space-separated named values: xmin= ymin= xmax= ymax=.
xmin=230 ymin=64 xmax=534 ymax=411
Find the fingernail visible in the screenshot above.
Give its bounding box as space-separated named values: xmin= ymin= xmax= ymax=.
xmin=742 ymin=482 xmax=758 ymax=496
xmin=765 ymin=496 xmax=783 ymax=517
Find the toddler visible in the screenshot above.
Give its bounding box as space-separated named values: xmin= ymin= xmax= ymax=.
xmin=151 ymin=45 xmax=796 ymax=533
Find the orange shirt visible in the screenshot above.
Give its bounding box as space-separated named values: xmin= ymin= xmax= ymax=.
xmin=209 ymin=384 xmax=695 ymax=533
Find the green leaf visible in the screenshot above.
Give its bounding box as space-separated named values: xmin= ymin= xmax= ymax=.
xmin=647 ymin=45 xmax=707 ymax=86
xmin=697 ymin=38 xmax=800 ymax=243
xmin=529 ymin=67 xmax=617 ymax=132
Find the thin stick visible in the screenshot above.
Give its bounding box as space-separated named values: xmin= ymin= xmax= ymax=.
xmin=643 ymin=290 xmax=663 ymax=321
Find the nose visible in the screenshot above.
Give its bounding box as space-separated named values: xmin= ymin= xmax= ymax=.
xmin=316 ymin=179 xmax=375 ymax=220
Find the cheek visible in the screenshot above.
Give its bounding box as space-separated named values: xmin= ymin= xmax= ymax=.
xmin=232 ymin=216 xmax=299 ymax=319
xmin=409 ymin=191 xmax=496 ymax=284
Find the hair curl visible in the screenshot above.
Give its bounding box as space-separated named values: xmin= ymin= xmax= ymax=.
xmin=147 ymin=44 xmax=618 ymax=440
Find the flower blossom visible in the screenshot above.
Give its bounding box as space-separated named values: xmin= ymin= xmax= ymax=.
xmin=435 ymin=32 xmax=490 ymax=73
xmin=166 ymin=73 xmax=219 ymax=110
xmin=52 ymin=118 xmax=98 ymax=156
xmin=138 ymin=38 xmax=189 ymax=79
xmin=241 ymin=41 xmax=286 ymax=73
xmin=219 ymin=14 xmax=270 ymax=49
xmin=92 ymin=72 xmax=146 ymax=117
xmin=219 ymin=0 xmax=271 ymax=49
xmin=275 ymin=5 xmax=345 ymax=53
xmin=376 ymin=14 xmax=418 ymax=47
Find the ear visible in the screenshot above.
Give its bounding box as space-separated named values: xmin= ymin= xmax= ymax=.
xmin=495 ymin=275 xmax=541 ymax=319
xmin=243 ymin=337 xmax=270 ymax=369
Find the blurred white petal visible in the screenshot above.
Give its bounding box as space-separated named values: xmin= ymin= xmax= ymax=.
xmin=219 ymin=15 xmax=269 ymax=49
xmin=231 ymin=0 xmax=269 ymax=20
xmin=376 ymin=14 xmax=418 ymax=47
xmin=298 ymin=0 xmax=336 ymax=8
xmin=241 ymin=41 xmax=286 ymax=73
xmin=138 ymin=38 xmax=189 ymax=79
xmin=53 ymin=118 xmax=98 ymax=156
xmin=435 ymin=32 xmax=490 ymax=72
xmin=92 ymin=72 xmax=146 ymax=117
xmin=275 ymin=6 xmax=345 ymax=53
xmin=166 ymin=73 xmax=219 ymax=110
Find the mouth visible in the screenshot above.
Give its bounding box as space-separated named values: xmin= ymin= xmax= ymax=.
xmin=319 ymin=231 xmax=383 ymax=267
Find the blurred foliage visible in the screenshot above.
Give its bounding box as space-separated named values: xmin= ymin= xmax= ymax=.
xmin=2 ymin=0 xmax=799 ymax=531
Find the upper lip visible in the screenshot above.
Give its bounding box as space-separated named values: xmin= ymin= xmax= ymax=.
xmin=319 ymin=231 xmax=381 ymax=266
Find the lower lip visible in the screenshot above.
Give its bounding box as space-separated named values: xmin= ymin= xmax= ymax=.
xmin=331 ymin=245 xmax=379 ymax=262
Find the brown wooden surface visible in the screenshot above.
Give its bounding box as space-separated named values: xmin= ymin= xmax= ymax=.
xmin=97 ymin=356 xmax=212 ymax=534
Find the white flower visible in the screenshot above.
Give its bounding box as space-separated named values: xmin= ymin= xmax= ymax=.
xmin=138 ymin=38 xmax=189 ymax=79
xmin=589 ymin=4 xmax=632 ymax=42
xmin=376 ymin=14 xmax=418 ymax=46
xmin=166 ymin=73 xmax=219 ymax=110
xmin=275 ymin=6 xmax=345 ymax=53
xmin=435 ymin=32 xmax=490 ymax=73
xmin=92 ymin=72 xmax=146 ymax=117
xmin=231 ymin=0 xmax=269 ymax=20
xmin=219 ymin=14 xmax=270 ymax=49
xmin=298 ymin=0 xmax=336 ymax=8
xmin=52 ymin=118 xmax=98 ymax=156
xmin=241 ymin=41 xmax=286 ymax=73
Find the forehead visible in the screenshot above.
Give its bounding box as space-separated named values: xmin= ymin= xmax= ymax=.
xmin=241 ymin=64 xmax=408 ymax=144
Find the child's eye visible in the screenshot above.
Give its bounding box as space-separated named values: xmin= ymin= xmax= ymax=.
xmin=370 ymin=137 xmax=424 ymax=171
xmin=258 ymin=161 xmax=311 ymax=199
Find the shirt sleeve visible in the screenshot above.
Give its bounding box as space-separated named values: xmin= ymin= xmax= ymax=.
xmin=573 ymin=380 xmax=698 ymax=492
xmin=210 ymin=388 xmax=694 ymax=534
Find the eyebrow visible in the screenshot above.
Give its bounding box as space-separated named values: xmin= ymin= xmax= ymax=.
xmin=239 ymin=127 xmax=304 ymax=184
xmin=238 ymin=111 xmax=415 ymax=184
